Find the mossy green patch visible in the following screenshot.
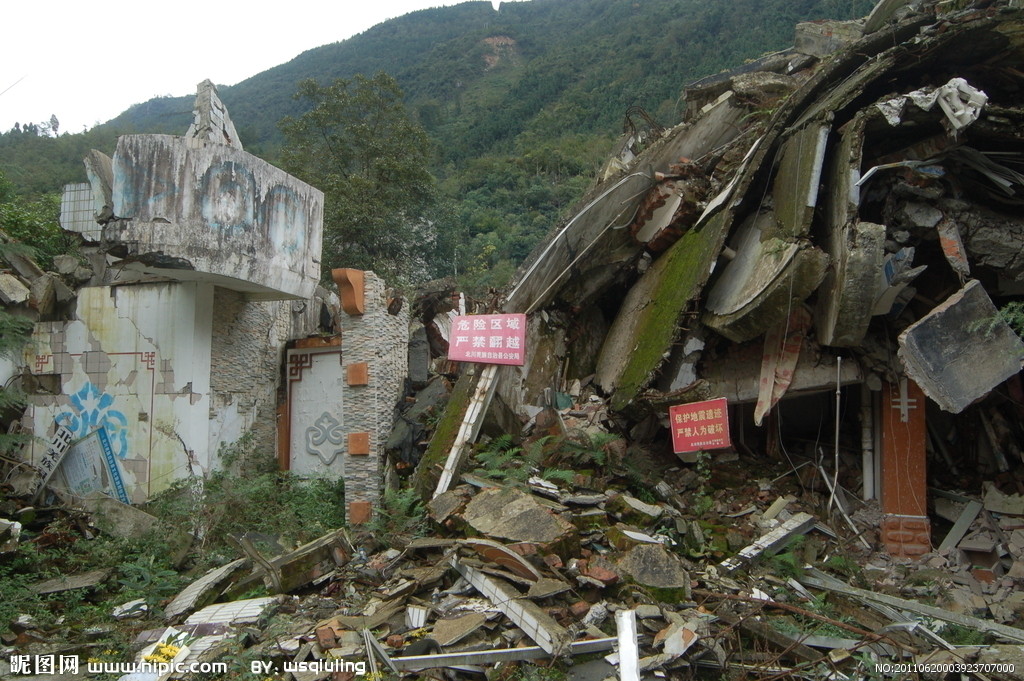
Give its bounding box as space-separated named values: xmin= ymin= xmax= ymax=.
xmin=608 ymin=211 xmax=732 ymax=412
xmin=412 ymin=367 xmax=479 ymax=500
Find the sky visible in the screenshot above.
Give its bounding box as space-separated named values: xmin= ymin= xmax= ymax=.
xmin=1 ymin=0 xmax=511 ymax=135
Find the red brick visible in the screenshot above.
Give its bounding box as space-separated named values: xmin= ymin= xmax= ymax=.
xmin=507 ymin=542 xmax=538 ymax=556
xmin=569 ymin=601 xmax=591 ymax=617
xmin=583 ymin=564 xmax=620 ymax=586
xmin=315 ymin=626 xmax=337 ymax=649
xmin=881 ymin=515 xmax=931 ymax=557
xmin=543 ymin=554 xmax=564 ymax=569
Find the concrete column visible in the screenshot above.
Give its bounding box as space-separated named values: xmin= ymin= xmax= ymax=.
xmin=880 ymin=379 xmax=930 ymax=557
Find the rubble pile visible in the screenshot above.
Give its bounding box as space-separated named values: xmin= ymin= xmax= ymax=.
xmin=6 ymin=438 xmax=1024 ymax=680
xmin=6 ymin=1 xmax=1024 ymax=679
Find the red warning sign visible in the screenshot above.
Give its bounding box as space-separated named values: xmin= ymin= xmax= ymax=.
xmin=669 ymin=397 xmax=731 ymax=453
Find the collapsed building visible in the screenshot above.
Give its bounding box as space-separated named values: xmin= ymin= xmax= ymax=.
xmin=419 ymin=0 xmax=1024 ymax=559
xmin=5 ymin=1 xmax=1024 ymax=678
xmin=1 ymin=82 xmax=407 ymax=522
xmin=4 ymin=1 xmax=1021 ymax=559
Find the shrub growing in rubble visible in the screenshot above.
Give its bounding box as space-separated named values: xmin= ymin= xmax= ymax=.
xmin=145 ymin=434 xmax=347 ymax=565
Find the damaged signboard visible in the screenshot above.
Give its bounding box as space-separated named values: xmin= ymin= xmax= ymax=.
xmin=669 ymin=398 xmax=732 ymax=453
xmin=55 ymin=427 xmax=130 ymax=504
xmin=448 ymin=314 xmax=527 ymax=366
xmin=29 ymin=426 xmax=73 ymax=500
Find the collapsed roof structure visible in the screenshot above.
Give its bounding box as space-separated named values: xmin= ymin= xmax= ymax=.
xmin=421 ymin=0 xmax=1024 ymax=559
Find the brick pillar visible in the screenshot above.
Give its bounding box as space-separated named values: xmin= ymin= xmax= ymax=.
xmin=880 ymin=379 xmax=930 ymax=557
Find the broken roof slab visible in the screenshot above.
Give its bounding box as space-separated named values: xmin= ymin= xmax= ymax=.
xmin=898 ymin=279 xmax=1024 ymax=413
xmin=703 ymin=342 xmax=862 ymax=403
xmin=814 ymin=110 xmax=885 ymax=347
xmin=107 ymin=134 xmax=323 ymax=301
xmin=595 ymin=210 xmax=733 ymax=412
xmin=504 ymin=171 xmax=651 ymax=313
xmin=703 ymin=212 xmax=829 ymax=343
xmin=816 ymin=220 xmax=885 ymax=347
xmin=771 ymin=122 xmax=830 ymax=239
xmin=504 ymin=91 xmax=750 ymax=314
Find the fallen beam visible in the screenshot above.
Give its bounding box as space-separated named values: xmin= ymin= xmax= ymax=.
xmin=719 ymin=512 xmax=815 ymax=572
xmin=715 ymin=611 xmax=819 ymax=662
xmin=434 ymin=364 xmax=499 ymax=498
xmin=390 ymin=638 xmax=617 ymax=671
xmin=451 ymin=559 xmax=571 ymax=655
xmin=799 ymin=573 xmax=1024 ymax=643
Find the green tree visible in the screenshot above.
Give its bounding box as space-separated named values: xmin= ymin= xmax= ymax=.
xmin=279 ymin=73 xmax=449 ymax=284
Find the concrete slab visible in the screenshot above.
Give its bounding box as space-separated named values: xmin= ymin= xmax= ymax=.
xmin=898 ymin=280 xmax=1024 ymax=413
xmin=462 ymin=487 xmax=576 ymax=555
xmin=703 ymin=212 xmax=828 ymax=343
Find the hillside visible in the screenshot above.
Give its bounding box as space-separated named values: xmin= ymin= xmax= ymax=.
xmin=1 ymin=0 xmax=876 ymax=286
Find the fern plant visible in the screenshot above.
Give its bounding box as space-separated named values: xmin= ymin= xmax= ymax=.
xmin=368 ymin=487 xmax=427 ymax=543
xmin=473 ymin=435 xmax=573 ymax=487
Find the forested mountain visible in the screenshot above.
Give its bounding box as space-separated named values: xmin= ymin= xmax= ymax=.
xmin=1 ymin=0 xmax=875 ymax=287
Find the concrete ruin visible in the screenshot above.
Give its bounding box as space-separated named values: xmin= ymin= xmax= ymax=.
xmin=6 ymin=82 xmax=407 ymax=521
xmin=428 ymin=0 xmax=1024 ymax=559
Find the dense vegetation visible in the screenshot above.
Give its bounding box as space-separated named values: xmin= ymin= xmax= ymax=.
xmin=0 ymin=0 xmax=874 ymax=288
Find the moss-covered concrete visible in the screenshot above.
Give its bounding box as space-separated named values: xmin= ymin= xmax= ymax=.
xmin=411 ymin=367 xmax=479 ymax=501
xmin=771 ymin=122 xmax=830 ymax=239
xmin=598 ymin=210 xmax=733 ymax=413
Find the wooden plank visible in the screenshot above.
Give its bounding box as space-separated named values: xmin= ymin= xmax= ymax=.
xmin=716 ymin=611 xmax=819 ymax=662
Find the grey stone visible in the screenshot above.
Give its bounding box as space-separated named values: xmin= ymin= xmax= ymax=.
xmin=408 ymin=324 xmax=430 ymax=387
xmin=616 ymin=544 xmax=691 ymax=601
xmin=0 ymin=273 xmax=30 ymax=305
xmin=462 ymin=487 xmax=576 ymax=547
xmin=52 ymin=255 xmax=80 ymax=276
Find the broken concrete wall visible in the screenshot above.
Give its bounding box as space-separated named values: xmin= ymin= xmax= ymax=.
xmin=106 ymin=134 xmax=323 ymax=300
xmin=209 ymin=287 xmax=335 ymax=463
xmin=22 ymin=283 xmax=214 ymax=501
xmin=12 ymin=81 xmax=342 ymax=505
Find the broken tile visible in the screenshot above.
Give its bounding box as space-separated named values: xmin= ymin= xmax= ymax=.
xmin=164 ymin=558 xmax=249 ymax=622
xmin=183 ymin=596 xmax=279 ymax=626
